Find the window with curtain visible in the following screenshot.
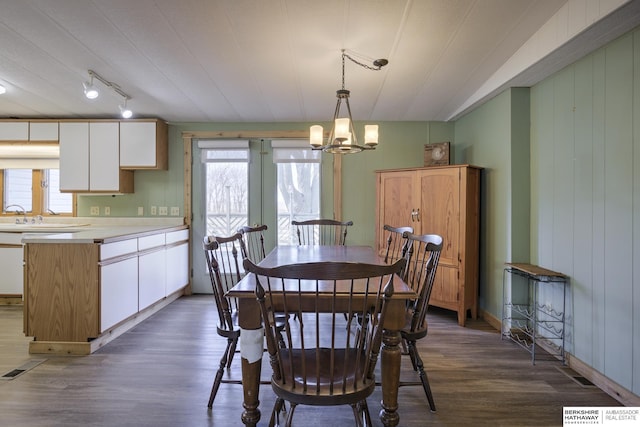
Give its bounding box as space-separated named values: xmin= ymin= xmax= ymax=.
xmin=272 ymin=140 xmax=321 ymax=245
xmin=199 ymin=140 xmax=250 ymax=240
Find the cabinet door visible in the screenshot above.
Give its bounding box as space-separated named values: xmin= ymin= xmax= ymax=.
xmin=59 ymin=122 xmax=90 ymax=191
xmin=100 ymin=257 xmax=138 ymax=331
xmin=29 ymin=122 xmax=59 ymax=141
xmin=139 ymin=249 xmax=166 ymax=310
xmin=120 ymin=121 xmax=167 ymax=169
xmin=376 ymin=170 xmax=416 ymax=257
xmin=0 ymin=246 xmax=23 ymax=294
xmin=417 ymin=167 xmax=460 ymax=268
xmin=166 ymin=242 xmax=188 ymax=295
xmin=89 ymin=122 xmax=120 ymax=191
xmin=0 ymin=122 xmax=29 ymax=141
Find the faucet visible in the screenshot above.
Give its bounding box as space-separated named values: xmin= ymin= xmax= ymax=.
xmin=5 ymin=204 xmax=28 ymax=223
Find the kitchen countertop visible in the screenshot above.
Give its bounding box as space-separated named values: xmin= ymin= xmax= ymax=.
xmin=20 ymin=224 xmax=188 ymax=244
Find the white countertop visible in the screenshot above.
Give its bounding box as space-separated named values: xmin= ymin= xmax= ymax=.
xmin=19 ymin=224 xmax=187 ymax=244
xmin=0 ymin=217 xmax=186 ymax=244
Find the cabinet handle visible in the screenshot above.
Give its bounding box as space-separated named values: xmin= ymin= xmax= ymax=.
xmin=410 ymin=210 xmax=416 ymax=222
xmin=415 ymin=208 xmax=420 ymax=222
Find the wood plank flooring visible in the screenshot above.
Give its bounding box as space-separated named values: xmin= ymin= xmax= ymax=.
xmin=0 ymin=296 xmax=621 ymax=426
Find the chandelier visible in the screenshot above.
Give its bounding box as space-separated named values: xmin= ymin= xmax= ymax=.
xmin=310 ymin=49 xmax=388 ymax=154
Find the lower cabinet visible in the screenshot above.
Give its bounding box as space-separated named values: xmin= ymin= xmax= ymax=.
xmin=101 ymin=257 xmax=138 ymax=331
xmin=24 ymin=227 xmax=189 ymax=348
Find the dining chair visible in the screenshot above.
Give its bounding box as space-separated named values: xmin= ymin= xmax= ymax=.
xmin=238 ymin=224 xmax=268 ymax=263
xmin=203 ymin=234 xmax=244 ymax=408
xmin=382 ymin=224 xmax=414 ymax=276
xmin=244 ymin=257 xmax=406 ymax=427
xmin=203 ymin=233 xmax=288 ymax=408
xmin=400 ymin=232 xmax=443 ymax=412
xmin=291 ymin=218 xmax=353 ymax=245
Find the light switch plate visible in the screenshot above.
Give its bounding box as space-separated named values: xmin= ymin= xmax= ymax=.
xmin=150 ymin=206 xmax=157 ymax=215
xmin=159 ymin=206 xmax=168 ymax=216
xmin=170 ymin=207 xmax=179 ymax=216
xmin=90 ymin=206 xmax=99 ymax=216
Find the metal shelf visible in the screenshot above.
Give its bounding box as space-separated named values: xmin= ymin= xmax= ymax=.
xmin=501 ymin=263 xmax=568 ymax=364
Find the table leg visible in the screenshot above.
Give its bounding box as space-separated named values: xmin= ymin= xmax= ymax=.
xmin=238 ymin=298 xmax=263 ymax=426
xmin=379 ymin=328 xmax=402 ymax=427
xmin=241 ymin=357 xmax=261 ymax=426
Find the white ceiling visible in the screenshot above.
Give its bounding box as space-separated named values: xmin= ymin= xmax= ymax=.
xmin=0 ymin=0 xmax=639 ymax=124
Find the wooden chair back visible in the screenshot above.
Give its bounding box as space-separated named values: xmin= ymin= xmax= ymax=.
xmin=383 ymin=224 xmax=414 ymax=276
xmin=403 ymin=233 xmax=443 ymax=335
xmin=238 ymin=224 xmax=268 ymax=263
xmin=291 ymin=218 xmax=353 ymax=245
xmin=203 ymin=234 xmax=244 ymax=332
xmin=243 ymin=257 xmax=406 ymax=424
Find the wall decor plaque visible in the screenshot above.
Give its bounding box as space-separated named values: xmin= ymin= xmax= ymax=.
xmin=424 ymin=142 xmax=450 ymax=166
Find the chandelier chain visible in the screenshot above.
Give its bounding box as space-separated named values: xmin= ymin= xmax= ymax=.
xmin=341 ymin=51 xmax=385 ymax=89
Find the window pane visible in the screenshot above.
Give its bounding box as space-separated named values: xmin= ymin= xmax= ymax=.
xmin=277 ymin=162 xmax=320 ymax=245
xmin=3 ymin=169 xmax=32 ymax=211
xmin=45 ymin=170 xmax=73 ymax=214
xmin=205 ymin=162 xmax=248 ymax=237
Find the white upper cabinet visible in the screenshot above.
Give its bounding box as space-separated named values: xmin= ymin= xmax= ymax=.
xmin=120 ymin=119 xmax=168 ymax=170
xmin=59 ymin=121 xmax=133 ymax=193
xmin=29 ymin=121 xmax=59 ymax=141
xmin=0 ymin=121 xmax=29 ymax=141
xmin=59 ymin=122 xmax=90 ymax=191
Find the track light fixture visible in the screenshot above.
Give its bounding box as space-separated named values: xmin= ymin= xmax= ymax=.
xmin=82 ymin=70 xmax=133 ymax=118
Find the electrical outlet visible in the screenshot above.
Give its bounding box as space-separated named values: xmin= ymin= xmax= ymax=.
xmin=104 ymin=206 xmax=110 ymax=216
xmin=137 ymin=206 xmax=144 ymax=216
xmin=90 ymin=206 xmax=99 ymax=216
xmin=159 ymin=206 xmax=168 ymax=216
xmin=170 ymin=207 xmax=179 ymax=216
xmin=150 ymin=206 xmax=157 ymax=215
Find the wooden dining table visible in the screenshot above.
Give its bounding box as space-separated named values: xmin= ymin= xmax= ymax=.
xmin=226 ymin=245 xmax=417 ymax=427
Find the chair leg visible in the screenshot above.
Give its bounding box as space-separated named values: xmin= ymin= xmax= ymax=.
xmin=351 ymin=403 xmax=364 ymax=427
xmin=284 ymin=402 xmax=297 ymax=427
xmin=226 ymin=336 xmax=238 ymax=369
xmin=269 ymin=398 xmax=286 ymax=427
xmin=407 ymin=341 xmax=436 ymax=412
xmin=208 ymin=336 xmax=235 ymax=408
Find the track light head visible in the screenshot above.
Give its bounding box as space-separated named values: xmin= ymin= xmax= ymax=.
xmin=119 ymin=100 xmax=132 ymax=119
xmin=83 ymin=79 xmax=99 ymax=99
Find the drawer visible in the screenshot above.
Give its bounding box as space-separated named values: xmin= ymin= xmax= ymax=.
xmin=100 ymin=239 xmax=138 ymax=260
xmin=138 ymin=233 xmax=165 ymax=251
xmin=166 ymin=229 xmax=188 ymax=244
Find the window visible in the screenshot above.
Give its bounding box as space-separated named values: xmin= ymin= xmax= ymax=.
xmin=1 ymin=169 xmax=73 ymax=216
xmin=272 ymin=140 xmax=321 ymax=245
xmin=200 ymin=140 xmax=250 ymax=238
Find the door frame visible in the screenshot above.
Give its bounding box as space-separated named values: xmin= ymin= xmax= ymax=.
xmin=181 ymin=130 xmax=343 ymax=293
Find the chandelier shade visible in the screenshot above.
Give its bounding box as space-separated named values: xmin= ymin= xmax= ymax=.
xmin=310 ymin=50 xmax=387 ymax=154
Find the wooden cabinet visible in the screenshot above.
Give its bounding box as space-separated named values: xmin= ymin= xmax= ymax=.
xmin=119 ymin=119 xmax=168 ymax=170
xmin=376 ymin=165 xmax=481 ymax=326
xmin=59 ymin=121 xmax=133 ymax=193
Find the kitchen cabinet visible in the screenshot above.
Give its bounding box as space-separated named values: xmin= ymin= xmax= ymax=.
xmin=165 ymin=229 xmax=189 ymax=295
xmin=376 ymin=165 xmax=481 ymax=326
xmin=0 ymin=244 xmax=23 ymax=295
xmin=23 ymin=226 xmax=189 ymax=354
xmin=138 ymin=234 xmax=166 ymax=311
xmin=29 ymin=121 xmax=59 ymax=141
xmin=0 ymin=121 xmax=29 ymax=141
xmin=59 ymin=121 xmax=133 ymax=193
xmin=119 ymin=119 xmax=168 ymax=170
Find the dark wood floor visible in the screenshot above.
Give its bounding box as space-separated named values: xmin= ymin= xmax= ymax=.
xmin=0 ymin=295 xmax=620 ymax=426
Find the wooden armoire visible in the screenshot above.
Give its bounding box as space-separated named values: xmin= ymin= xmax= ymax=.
xmin=375 ymin=165 xmax=481 ymax=326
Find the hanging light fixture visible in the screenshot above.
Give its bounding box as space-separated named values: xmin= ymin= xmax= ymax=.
xmin=310 ymin=49 xmax=388 ymax=154
xmin=82 ymin=70 xmax=133 ymax=118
